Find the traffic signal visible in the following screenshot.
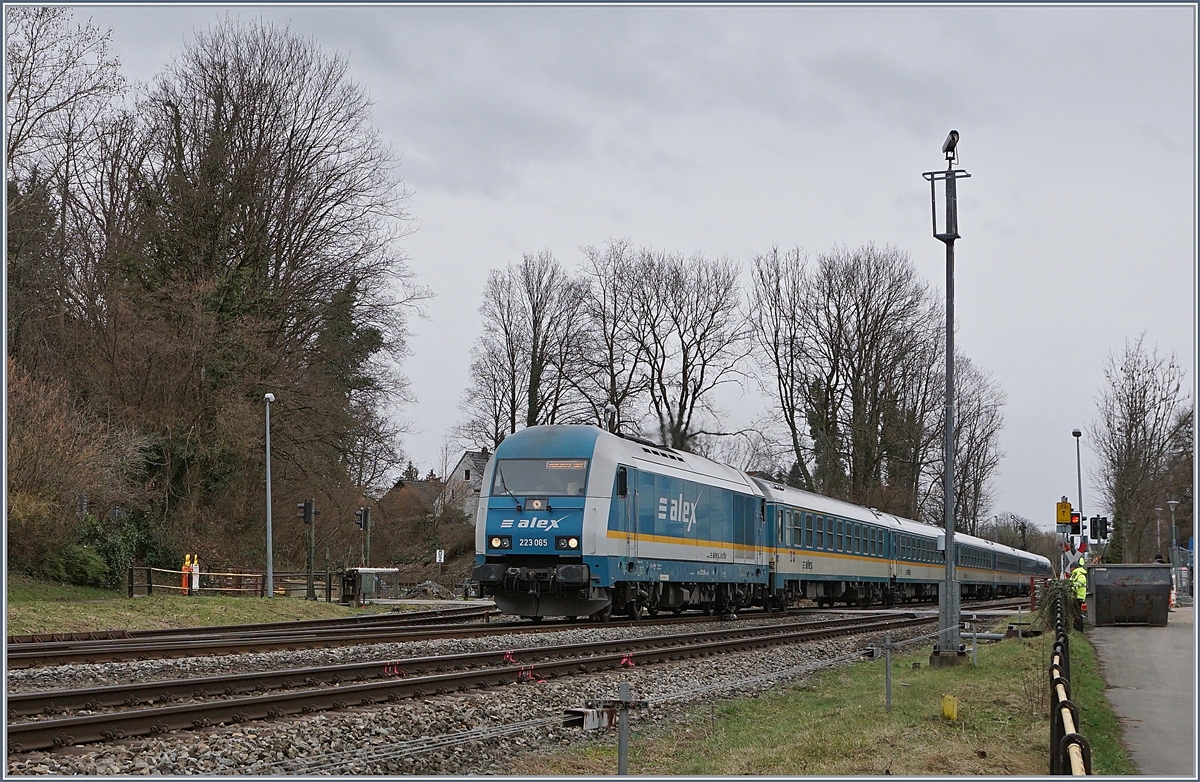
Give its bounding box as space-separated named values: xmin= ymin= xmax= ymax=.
xmin=296 ymin=498 xmax=317 ymax=525
xmin=354 ymin=507 xmax=370 ymax=531
xmin=1070 ymin=512 xmax=1081 ymax=536
xmin=1094 ymin=515 xmax=1109 ymax=540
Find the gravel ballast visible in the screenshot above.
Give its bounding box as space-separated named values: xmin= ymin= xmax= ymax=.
xmin=6 ymin=614 xmax=937 ymax=775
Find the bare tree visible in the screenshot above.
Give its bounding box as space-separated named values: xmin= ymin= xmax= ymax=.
xmin=456 ymin=342 xmax=516 ymax=451
xmin=573 ymin=238 xmax=649 ymax=433
xmin=631 ymin=249 xmax=747 ymax=451
xmin=923 ymin=356 xmax=1007 ymax=535
xmin=5 ymin=6 xmax=123 ymax=175
xmin=459 ymin=250 xmax=588 ymax=450
xmin=748 ymin=246 xmax=817 ymax=490
xmin=1090 ymin=334 xmax=1186 ymax=563
xmin=516 ymin=251 xmax=588 ymax=427
xmin=753 ymin=244 xmax=943 ymax=512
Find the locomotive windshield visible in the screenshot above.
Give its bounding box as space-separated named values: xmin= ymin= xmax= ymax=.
xmin=492 ymin=459 xmax=589 ymax=497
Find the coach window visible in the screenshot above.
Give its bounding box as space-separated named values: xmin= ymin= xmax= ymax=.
xmin=816 ymin=516 xmax=824 ymax=550
xmin=805 ymin=514 xmax=814 ymax=549
xmin=835 ymin=519 xmax=843 ymax=552
xmin=791 ymin=512 xmax=802 ymax=548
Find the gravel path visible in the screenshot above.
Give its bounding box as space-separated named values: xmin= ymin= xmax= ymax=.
xmin=6 ymin=616 xmax=931 ymax=775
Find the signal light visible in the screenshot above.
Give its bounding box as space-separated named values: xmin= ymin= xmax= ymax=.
xmin=296 ymin=498 xmax=317 ymax=525
xmin=1070 ymin=512 xmax=1081 ymax=536
xmin=354 ymin=507 xmax=370 ymax=531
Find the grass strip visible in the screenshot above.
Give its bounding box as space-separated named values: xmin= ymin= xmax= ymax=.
xmin=5 ymin=575 xmax=388 ymax=635
xmin=521 ymin=621 xmax=1136 ymax=776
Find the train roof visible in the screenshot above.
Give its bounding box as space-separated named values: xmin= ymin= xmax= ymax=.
xmin=491 ymin=425 xmax=761 ymax=495
xmin=751 ymin=476 xmax=1047 ymax=564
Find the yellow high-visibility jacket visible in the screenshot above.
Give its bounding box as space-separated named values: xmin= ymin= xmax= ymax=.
xmin=1070 ymin=567 xmax=1087 ymax=601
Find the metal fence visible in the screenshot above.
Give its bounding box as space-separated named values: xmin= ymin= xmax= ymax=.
xmin=126 ymin=566 xmax=464 ymax=602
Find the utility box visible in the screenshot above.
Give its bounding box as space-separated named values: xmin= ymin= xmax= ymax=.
xmin=1088 ymin=564 xmax=1171 ymax=626
xmin=338 ymin=567 xmax=400 ymax=606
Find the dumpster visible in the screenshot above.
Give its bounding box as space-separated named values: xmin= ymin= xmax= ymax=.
xmin=1087 ymin=564 xmax=1171 ymax=626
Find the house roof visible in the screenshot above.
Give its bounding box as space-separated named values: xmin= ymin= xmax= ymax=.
xmin=454 ymin=450 xmax=490 ymax=477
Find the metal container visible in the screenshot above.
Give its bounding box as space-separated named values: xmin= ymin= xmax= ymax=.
xmin=1087 ymin=564 xmax=1171 ymax=626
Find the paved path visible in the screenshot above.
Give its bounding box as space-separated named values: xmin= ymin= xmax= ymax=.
xmin=1088 ymin=606 xmax=1195 ymax=776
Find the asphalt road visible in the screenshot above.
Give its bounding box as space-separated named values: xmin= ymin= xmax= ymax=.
xmin=1088 ymin=605 xmax=1195 ymax=777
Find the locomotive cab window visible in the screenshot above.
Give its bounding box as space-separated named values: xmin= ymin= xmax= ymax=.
xmin=491 ymin=459 xmax=589 ymax=497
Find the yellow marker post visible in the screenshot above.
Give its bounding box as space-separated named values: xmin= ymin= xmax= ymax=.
xmin=941 ymin=694 xmax=958 ymax=721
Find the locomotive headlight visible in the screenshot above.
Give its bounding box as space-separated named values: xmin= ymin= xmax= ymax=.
xmin=489 ymin=535 xmax=512 ymax=550
xmin=555 ymin=536 xmax=580 ymax=550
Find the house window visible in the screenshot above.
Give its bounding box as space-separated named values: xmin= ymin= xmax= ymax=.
xmin=465 ymin=470 xmax=471 ymax=481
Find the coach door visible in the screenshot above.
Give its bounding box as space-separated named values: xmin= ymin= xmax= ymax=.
xmin=733 ymin=494 xmax=763 ymax=566
xmin=617 ymin=465 xmax=637 ymax=561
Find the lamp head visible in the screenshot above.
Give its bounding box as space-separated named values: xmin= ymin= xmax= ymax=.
xmin=941 ymin=129 xmax=959 ymax=160
xmin=264 ymin=393 xmax=275 ymax=403
xmin=1072 ymin=429 xmax=1081 ymax=438
xmin=1167 ymin=499 xmax=1180 ymax=511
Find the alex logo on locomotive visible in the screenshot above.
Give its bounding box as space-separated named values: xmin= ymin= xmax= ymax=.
xmin=657 ymin=493 xmax=701 ymax=531
xmin=498 ymin=515 xmax=568 ymax=530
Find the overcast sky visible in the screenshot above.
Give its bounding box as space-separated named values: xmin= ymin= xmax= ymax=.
xmin=78 ymin=4 xmax=1195 ymax=531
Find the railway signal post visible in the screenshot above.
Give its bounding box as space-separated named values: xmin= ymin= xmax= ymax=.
xmin=923 ymin=130 xmax=971 ymax=666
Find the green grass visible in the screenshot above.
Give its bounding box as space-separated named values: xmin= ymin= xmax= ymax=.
xmin=6 ymin=575 xmax=123 ymax=605
xmin=521 ymin=621 xmax=1136 ymax=776
xmin=5 ymin=575 xmax=388 ymax=636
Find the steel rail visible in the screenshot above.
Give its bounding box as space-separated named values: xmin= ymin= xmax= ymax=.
xmin=7 ymin=599 xmax=1025 ymax=668
xmin=7 ymin=614 xmax=932 ymax=753
xmin=4 ymin=606 xmax=820 ymax=668
xmin=7 ymin=613 xmax=907 ymax=717
xmin=6 ymin=605 xmax=494 ymax=647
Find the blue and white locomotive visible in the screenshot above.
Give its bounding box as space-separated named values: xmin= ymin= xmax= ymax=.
xmin=471 ymin=425 xmax=1053 ymax=619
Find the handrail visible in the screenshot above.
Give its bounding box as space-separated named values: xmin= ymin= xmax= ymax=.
xmin=1049 ymin=589 xmax=1091 ymax=775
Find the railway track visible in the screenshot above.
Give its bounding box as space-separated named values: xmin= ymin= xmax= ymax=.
xmin=6 ymin=604 xmax=494 ymax=646
xmin=6 ymin=598 xmax=1029 ymax=669
xmin=7 ymin=612 xmax=930 ymax=753
xmin=4 ymin=608 xmax=807 ymax=668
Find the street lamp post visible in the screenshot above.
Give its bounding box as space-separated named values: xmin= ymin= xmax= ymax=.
xmin=1072 ymin=429 xmax=1085 ymax=563
xmin=1167 ymin=499 xmax=1180 ymax=588
xmin=1155 ymin=507 xmax=1164 ymax=560
xmin=264 ymin=393 xmax=276 ymax=598
xmin=923 ymin=130 xmax=970 ymax=665
xmin=1072 ymin=429 xmax=1083 ymax=518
